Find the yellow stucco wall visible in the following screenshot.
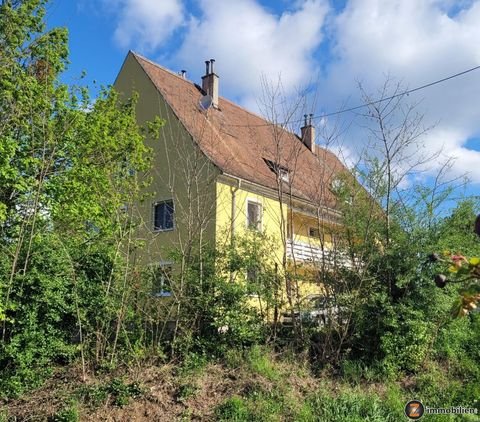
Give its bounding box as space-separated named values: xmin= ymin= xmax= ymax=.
xmin=114 ymin=53 xmax=219 ymax=265
xmin=114 ymin=53 xmax=333 ymax=315
xmin=215 ymin=180 xmax=286 ymax=259
xmin=289 ymin=211 xmax=335 ymax=248
xmin=215 ymin=179 xmax=329 ymax=308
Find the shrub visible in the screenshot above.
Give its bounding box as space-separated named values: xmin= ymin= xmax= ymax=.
xmin=76 ymin=378 xmax=142 ymax=408
xmin=51 ymin=401 xmax=80 ymax=422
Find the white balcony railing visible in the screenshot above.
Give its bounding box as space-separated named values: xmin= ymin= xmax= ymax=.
xmin=286 ymin=239 xmax=353 ymax=268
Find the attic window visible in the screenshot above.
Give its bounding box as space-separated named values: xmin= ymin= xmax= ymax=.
xmin=330 ymin=178 xmax=344 ymax=193
xmin=264 ymin=158 xmax=290 ymax=183
xmin=279 ymin=168 xmax=290 ymax=183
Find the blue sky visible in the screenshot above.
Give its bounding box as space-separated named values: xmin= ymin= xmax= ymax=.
xmin=46 ymin=0 xmax=480 ymax=199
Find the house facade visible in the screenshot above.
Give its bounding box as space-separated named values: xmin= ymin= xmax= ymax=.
xmin=114 ymin=52 xmax=350 ymax=299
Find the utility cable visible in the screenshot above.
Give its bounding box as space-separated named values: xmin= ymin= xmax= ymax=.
xmin=226 ymin=64 xmax=480 ymax=128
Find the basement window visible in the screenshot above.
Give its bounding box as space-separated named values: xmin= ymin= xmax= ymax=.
xmin=149 ymin=263 xmax=172 ymax=297
xmin=153 ymin=199 xmax=174 ymax=231
xmin=247 ymin=266 xmax=258 ymax=282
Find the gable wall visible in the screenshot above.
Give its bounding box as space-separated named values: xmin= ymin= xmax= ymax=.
xmin=114 ymin=53 xmax=219 ymax=265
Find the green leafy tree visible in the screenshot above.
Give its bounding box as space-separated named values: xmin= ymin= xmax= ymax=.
xmin=0 ymin=0 xmax=156 ymax=395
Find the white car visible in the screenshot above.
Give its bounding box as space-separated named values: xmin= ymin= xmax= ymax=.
xmin=281 ymin=294 xmax=344 ymax=326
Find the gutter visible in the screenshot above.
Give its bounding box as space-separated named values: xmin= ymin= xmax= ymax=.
xmin=219 ymin=172 xmax=343 ymax=225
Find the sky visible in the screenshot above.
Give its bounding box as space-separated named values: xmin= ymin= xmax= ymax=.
xmin=46 ymin=0 xmax=480 ymax=199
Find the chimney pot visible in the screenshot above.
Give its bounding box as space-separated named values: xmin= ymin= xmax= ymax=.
xmin=301 ymin=115 xmax=315 ymax=152
xmin=202 ymin=58 xmax=219 ymax=108
xmin=181 ymin=69 xmax=187 ymax=78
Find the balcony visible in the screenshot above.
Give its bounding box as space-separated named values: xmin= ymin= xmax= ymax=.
xmin=286 ymin=239 xmax=353 ymax=268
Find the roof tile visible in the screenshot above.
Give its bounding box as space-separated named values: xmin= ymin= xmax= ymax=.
xmin=133 ymin=52 xmax=347 ymax=207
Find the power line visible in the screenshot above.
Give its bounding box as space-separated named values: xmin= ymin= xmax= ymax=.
xmin=226 ymin=64 xmax=480 ymax=128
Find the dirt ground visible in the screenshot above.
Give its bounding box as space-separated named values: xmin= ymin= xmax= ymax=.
xmin=1 ymin=363 xmax=281 ymax=421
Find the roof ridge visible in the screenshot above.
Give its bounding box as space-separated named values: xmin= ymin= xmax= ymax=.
xmin=122 ymin=52 xmax=348 ymax=207
xmin=131 ymin=51 xmax=255 ymax=180
xmin=131 ymin=51 xmax=201 ymax=89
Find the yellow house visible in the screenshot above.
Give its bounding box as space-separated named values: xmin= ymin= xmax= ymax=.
xmin=114 ymin=52 xmax=350 ymax=304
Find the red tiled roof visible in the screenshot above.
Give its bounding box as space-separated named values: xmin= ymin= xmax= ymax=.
xmin=132 ymin=52 xmax=348 ymax=207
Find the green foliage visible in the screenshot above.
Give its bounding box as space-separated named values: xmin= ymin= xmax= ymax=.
xmin=76 ymin=378 xmax=143 ymax=408
xmin=0 ymin=0 xmax=155 ymax=397
xmin=302 ymin=389 xmax=403 ymax=422
xmin=51 ymin=400 xmax=80 ymax=422
xmin=169 ymin=232 xmax=278 ymax=358
xmin=345 ymin=198 xmax=480 ymax=380
xmin=177 ymin=352 xmax=208 ymax=379
xmin=215 ymin=396 xmax=250 ymax=421
xmin=246 ymin=346 xmax=280 ymax=381
xmin=0 ymin=409 xmax=8 ymax=422
xmin=216 ymin=390 xmax=296 ymax=422
xmin=176 ymin=382 xmax=199 ymax=402
xmin=380 ymin=305 xmax=435 ymax=372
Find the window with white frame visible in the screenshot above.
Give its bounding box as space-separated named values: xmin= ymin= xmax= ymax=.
xmin=264 ymin=158 xmax=290 ymax=184
xmin=247 ymin=200 xmax=262 ymax=231
xmin=153 ymin=199 xmax=174 ymax=231
xmin=149 ymin=263 xmax=172 ymax=297
xmin=279 ymin=168 xmax=290 ymax=183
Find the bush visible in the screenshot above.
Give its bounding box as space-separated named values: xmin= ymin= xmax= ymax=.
xmin=76 ymin=378 xmax=143 ymax=408
xmin=51 ymin=401 xmax=80 ymax=422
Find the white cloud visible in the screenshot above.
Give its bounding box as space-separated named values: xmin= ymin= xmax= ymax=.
xmin=318 ymin=0 xmax=480 ymax=182
xmin=104 ymin=0 xmax=480 ymax=184
xmin=107 ymin=0 xmax=185 ymax=52
xmin=174 ymin=0 xmax=329 ymax=107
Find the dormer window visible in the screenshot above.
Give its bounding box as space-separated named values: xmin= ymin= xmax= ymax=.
xmin=330 ymin=177 xmax=344 ymax=193
xmin=279 ymin=168 xmax=290 ymax=183
xmin=264 ymin=158 xmax=290 ymax=183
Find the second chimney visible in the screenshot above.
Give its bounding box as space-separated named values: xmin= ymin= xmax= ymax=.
xmin=301 ymin=114 xmax=315 ymax=152
xmin=202 ymin=59 xmax=219 ymax=108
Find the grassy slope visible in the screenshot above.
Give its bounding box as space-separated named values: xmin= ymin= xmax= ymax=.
xmin=1 ymin=346 xmax=478 ymax=421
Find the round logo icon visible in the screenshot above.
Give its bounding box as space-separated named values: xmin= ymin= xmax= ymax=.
xmin=405 ymin=400 xmax=425 ymax=420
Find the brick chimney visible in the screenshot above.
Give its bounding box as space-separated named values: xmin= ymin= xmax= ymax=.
xmin=201 ymin=59 xmax=219 ymax=108
xmin=301 ymin=114 xmax=315 ymax=152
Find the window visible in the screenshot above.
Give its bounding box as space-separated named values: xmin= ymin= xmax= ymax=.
xmin=330 ymin=177 xmax=344 ymax=193
xmin=309 ymin=227 xmax=320 ymax=237
xmin=247 ymin=266 xmax=258 ymax=282
xmin=279 ymin=168 xmax=290 ymax=183
xmin=153 ymin=200 xmax=174 ymax=231
xmin=247 ymin=201 xmax=262 ymax=230
xmin=149 ymin=264 xmax=172 ymax=297
xmin=264 ymin=158 xmax=290 ymax=183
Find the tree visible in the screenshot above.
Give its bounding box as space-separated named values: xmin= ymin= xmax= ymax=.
xmin=0 ymin=0 xmax=155 ymax=395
